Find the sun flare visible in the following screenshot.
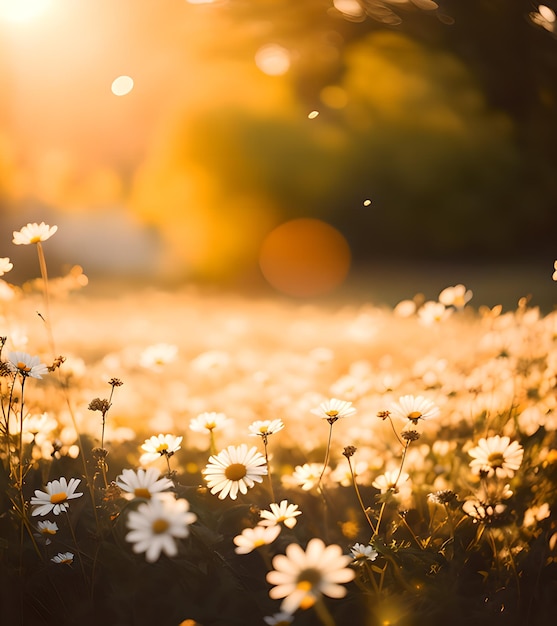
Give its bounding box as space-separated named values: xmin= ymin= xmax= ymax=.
xmin=0 ymin=0 xmax=50 ymax=23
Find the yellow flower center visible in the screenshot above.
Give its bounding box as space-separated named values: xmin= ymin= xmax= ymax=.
xmin=488 ymin=452 xmax=505 ymax=468
xmin=16 ymin=362 xmax=31 ymax=372
xmin=134 ymin=487 xmax=152 ymax=499
xmin=50 ymin=492 xmax=67 ymax=504
xmin=152 ymin=518 xmax=169 ymax=534
xmin=30 ymin=235 xmax=42 ymax=243
xmin=253 ymin=538 xmax=266 ymax=548
xmin=42 ymin=528 xmax=57 ymax=535
xmin=156 ymin=443 xmax=169 ymax=453
xmin=408 ymin=411 xmax=423 ymax=419
xmin=259 ymin=426 xmax=269 ymax=434
xmin=225 ymin=463 xmax=247 ymax=481
xmin=326 ymin=410 xmax=339 ymax=418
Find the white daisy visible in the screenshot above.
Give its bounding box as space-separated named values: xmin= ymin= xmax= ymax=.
xmin=125 ymin=495 xmax=197 ymax=562
xmin=13 ymin=222 xmax=58 ymax=245
xmin=259 ymin=500 xmax=302 ymax=529
xmin=372 ymin=470 xmax=410 ymax=493
xmin=438 ymin=284 xmax=473 ymax=309
xmin=30 ymin=477 xmax=83 ymax=516
xmin=36 ymin=520 xmax=59 ymax=544
xmin=0 ymin=257 xmax=13 ymax=276
xmin=233 ymin=525 xmax=281 ymax=554
xmin=51 ymin=552 xmax=74 ymax=565
xmin=116 ymin=467 xmax=174 ymax=500
xmin=266 ymin=538 xmax=355 ymax=613
xmin=189 ymin=412 xmax=229 ymax=433
xmin=350 ymin=543 xmax=378 ymax=565
xmin=7 ymin=351 xmax=49 ymax=379
xmin=288 ymin=463 xmax=326 ymax=492
xmin=248 ymin=419 xmax=285 ymax=438
xmin=140 ymin=434 xmax=183 ymax=465
xmin=202 ymin=444 xmax=267 ymax=500
xmin=139 ymin=343 xmax=178 ymax=369
xmin=468 ymin=435 xmax=524 ymax=479
xmin=310 ymin=398 xmax=356 ymax=423
xmin=389 ymin=395 xmax=440 ymax=424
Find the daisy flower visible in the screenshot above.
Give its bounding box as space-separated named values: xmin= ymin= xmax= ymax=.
xmin=51 ymin=552 xmax=74 ymax=565
xmin=372 ymin=470 xmax=409 ymax=493
xmin=468 ymin=435 xmax=524 ymax=478
xmin=389 ymin=395 xmax=440 ymax=424
xmin=438 ymin=284 xmax=473 ymax=309
xmin=310 ymin=398 xmax=356 ymax=423
xmin=30 ymin=477 xmax=83 ymax=516
xmin=418 ymin=301 xmax=452 ymax=326
xmin=139 ymin=343 xmax=178 ymax=369
xmin=140 ymin=434 xmax=183 ymax=464
xmin=189 ymin=412 xmax=229 ymax=433
xmin=288 ymin=463 xmax=326 ymax=491
xmin=36 ymin=520 xmax=58 ymax=544
xmin=0 ymin=257 xmax=13 ymax=276
xmin=233 ymin=524 xmax=281 ymax=554
xmin=125 ymin=495 xmax=197 ymax=562
xmin=266 ymin=538 xmax=355 ymax=613
xmin=13 ymin=222 xmax=58 ymax=245
xmin=350 ymin=543 xmax=378 ymax=565
xmin=259 ymin=500 xmax=302 ymax=529
xmin=248 ymin=419 xmax=285 ymax=438
xmin=263 ymin=612 xmax=294 ymax=626
xmin=116 ymin=467 xmax=174 ymax=500
xmin=202 ymin=444 xmax=267 ymax=500
xmin=7 ymin=351 xmax=49 ymax=379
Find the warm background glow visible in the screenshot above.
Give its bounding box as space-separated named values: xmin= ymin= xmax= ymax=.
xmin=0 ymin=0 xmax=555 ymax=304
xmin=259 ymin=218 xmax=351 ymax=297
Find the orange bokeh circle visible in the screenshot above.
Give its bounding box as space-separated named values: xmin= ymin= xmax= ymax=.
xmin=259 ymin=218 xmax=351 ymax=297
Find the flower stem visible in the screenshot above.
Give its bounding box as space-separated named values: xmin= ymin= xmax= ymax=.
xmin=36 ymin=241 xmax=55 ymax=356
xmin=313 ymin=597 xmax=336 ymax=626
xmin=263 ymin=436 xmax=276 ymax=502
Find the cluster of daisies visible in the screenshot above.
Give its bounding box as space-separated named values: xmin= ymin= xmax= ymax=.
xmin=1 ymin=223 xmax=556 ymax=625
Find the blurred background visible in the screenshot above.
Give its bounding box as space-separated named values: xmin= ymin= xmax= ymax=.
xmin=1 ymin=0 xmax=556 ymax=307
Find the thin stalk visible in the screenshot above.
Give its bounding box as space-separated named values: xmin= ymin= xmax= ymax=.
xmin=262 ymin=435 xmax=275 ymax=503
xmin=36 ymin=242 xmax=55 ymax=356
xmin=346 ymin=455 xmax=375 ymax=534
xmin=313 ymin=597 xmax=336 ymax=626
xmin=317 ymin=420 xmax=335 ymax=492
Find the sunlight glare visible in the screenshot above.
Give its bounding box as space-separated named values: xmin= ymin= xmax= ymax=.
xmin=255 ymin=44 xmax=291 ymax=76
xmin=0 ymin=0 xmax=50 ymax=22
xmin=259 ymin=218 xmax=351 ymax=297
xmin=111 ymin=75 xmax=134 ymax=96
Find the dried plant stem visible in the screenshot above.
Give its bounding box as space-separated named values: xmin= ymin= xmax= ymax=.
xmin=346 ymin=455 xmax=375 ymax=534
xmin=36 ymin=242 xmax=55 ymax=356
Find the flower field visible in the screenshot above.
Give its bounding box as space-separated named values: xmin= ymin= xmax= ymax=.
xmin=1 ymin=224 xmax=556 ymax=626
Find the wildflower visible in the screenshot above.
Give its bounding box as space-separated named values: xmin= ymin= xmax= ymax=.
xmin=418 ymin=301 xmax=451 ymax=326
xmin=125 ymin=495 xmax=197 ymax=562
xmin=372 ymin=470 xmax=409 ymax=493
xmin=310 ymin=398 xmax=356 ymax=423
xmin=288 ymin=463 xmax=326 ymax=491
xmin=189 ymin=412 xmax=229 ymax=433
xmin=7 ymin=351 xmax=49 ymax=379
xmin=139 ymin=343 xmax=178 ymax=369
xmin=427 ymin=490 xmax=458 ymax=506
xmin=51 ymin=552 xmax=74 ymax=565
xmin=389 ymin=395 xmax=440 ymax=424
xmin=263 ymin=613 xmax=294 ymax=626
xmin=468 ymin=435 xmax=524 ymax=479
xmin=259 ymin=500 xmax=302 ymax=529
xmin=266 ymin=538 xmax=355 ymax=613
xmin=350 ymin=543 xmax=378 ymax=564
xmin=36 ymin=520 xmax=58 ymax=544
xmin=140 ymin=434 xmax=183 ymax=464
xmin=0 ymin=257 xmax=13 ymax=276
xmin=438 ymin=284 xmax=473 ymax=309
xmin=12 ymin=222 xmax=58 ymax=245
xmin=202 ymin=444 xmax=267 ymax=500
xmin=233 ymin=524 xmax=281 ymax=554
xmin=462 ymin=498 xmax=507 ymax=524
xmin=31 ymin=477 xmax=83 ymax=516
xmin=116 ymin=467 xmax=174 ymax=500
xmin=248 ymin=419 xmax=285 ymax=438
